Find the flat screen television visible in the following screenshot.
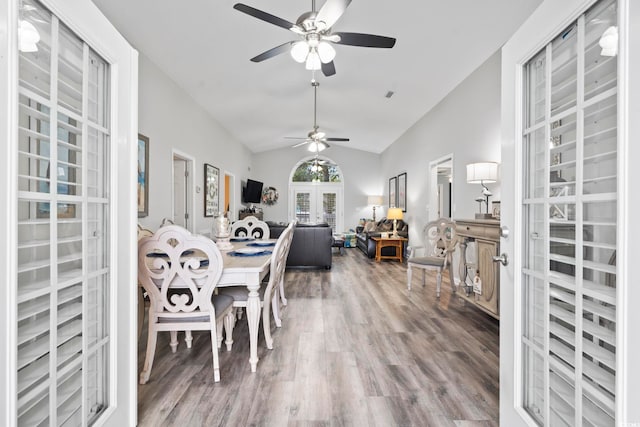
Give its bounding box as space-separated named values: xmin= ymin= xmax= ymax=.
xmin=243 ymin=179 xmax=263 ymax=204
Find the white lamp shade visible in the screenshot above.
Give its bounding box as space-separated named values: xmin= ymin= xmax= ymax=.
xmin=599 ymin=26 xmax=618 ymax=57
xmin=367 ymin=195 xmax=383 ymax=206
xmin=307 ymin=141 xmax=327 ymax=152
xmin=19 ymin=20 xmax=40 ymax=53
xmin=317 ymin=41 xmax=336 ymax=63
xmin=305 ymin=50 xmax=321 ymax=70
xmin=467 ymin=162 xmax=498 ymax=183
xmin=290 ymin=41 xmax=308 ymax=63
xmin=387 ymin=207 xmax=403 ymax=220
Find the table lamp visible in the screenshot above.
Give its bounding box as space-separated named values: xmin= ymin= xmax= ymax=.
xmin=387 ymin=207 xmax=403 ymax=237
xmin=367 ymin=195 xmax=383 ymax=221
xmin=467 ymin=162 xmax=498 ymax=219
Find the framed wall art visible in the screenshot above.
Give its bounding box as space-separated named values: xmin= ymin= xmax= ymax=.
xmin=389 ymin=176 xmax=397 ymax=208
xmin=137 ymin=134 xmax=149 ymax=218
xmin=397 ymin=172 xmax=407 ymax=212
xmin=204 ymin=163 xmax=219 ymax=217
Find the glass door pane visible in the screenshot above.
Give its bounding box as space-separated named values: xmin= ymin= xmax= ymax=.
xmin=16 ymin=0 xmax=111 ymax=424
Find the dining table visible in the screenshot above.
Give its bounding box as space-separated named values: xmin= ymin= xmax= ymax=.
xmin=144 ymin=237 xmax=275 ymax=373
xmin=217 ymin=238 xmax=274 ymax=372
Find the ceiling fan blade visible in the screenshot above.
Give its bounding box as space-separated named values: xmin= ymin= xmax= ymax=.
xmin=321 ymin=61 xmax=336 ymax=77
xmin=326 ymin=137 xmax=350 ymax=142
xmin=233 ymin=3 xmax=300 ymax=32
xmin=315 ymin=0 xmax=352 ymax=30
xmin=292 ymin=140 xmax=311 ymax=148
xmin=333 ymin=32 xmax=396 ymax=48
xmin=250 ymin=41 xmax=294 ymax=62
xmin=284 ymin=136 xmax=307 ymax=140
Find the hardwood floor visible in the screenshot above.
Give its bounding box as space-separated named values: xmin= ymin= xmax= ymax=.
xmin=137 ymin=248 xmax=499 ymax=426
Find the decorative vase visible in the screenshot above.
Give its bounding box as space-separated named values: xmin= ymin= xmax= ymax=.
xmin=213 ymin=212 xmax=233 ymax=250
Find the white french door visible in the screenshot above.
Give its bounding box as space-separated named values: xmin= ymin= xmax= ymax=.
xmin=500 ymin=0 xmax=640 ymax=425
xmin=290 ymin=184 xmax=343 ymax=232
xmin=1 ymin=0 xmax=138 ymax=425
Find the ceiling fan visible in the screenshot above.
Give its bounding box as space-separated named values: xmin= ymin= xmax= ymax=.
xmin=286 ymin=81 xmax=350 ymax=151
xmin=233 ymin=0 xmax=396 ymax=76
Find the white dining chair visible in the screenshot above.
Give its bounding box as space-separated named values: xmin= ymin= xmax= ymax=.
xmin=271 ymin=221 xmax=295 ymax=326
xmin=219 ymin=223 xmax=293 ymax=350
xmin=406 ymin=218 xmax=458 ymax=297
xmin=137 ymin=224 xmax=154 ymax=339
xmin=231 ymin=215 xmax=270 ymax=239
xmin=138 ymin=225 xmax=235 ymax=384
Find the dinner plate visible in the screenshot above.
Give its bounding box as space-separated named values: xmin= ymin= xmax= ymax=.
xmin=234 ymin=247 xmax=266 ymax=255
xmin=251 ymin=240 xmax=274 ymax=247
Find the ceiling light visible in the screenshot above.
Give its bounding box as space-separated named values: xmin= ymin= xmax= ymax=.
xmin=305 ymin=49 xmax=321 ymax=70
xmin=290 ymin=41 xmax=309 ymax=63
xmin=317 ymin=41 xmax=335 ymax=63
xmin=308 ymin=141 xmax=327 ymax=152
xmin=599 ymin=26 xmax=618 ymax=57
xmin=19 ymin=20 xmax=40 ymax=53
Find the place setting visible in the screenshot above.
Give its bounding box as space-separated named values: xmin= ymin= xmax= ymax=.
xmin=227 ymin=247 xmax=272 ymax=257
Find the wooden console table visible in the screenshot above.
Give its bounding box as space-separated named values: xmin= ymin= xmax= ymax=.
xmin=371 ymin=237 xmax=407 ymax=263
xmin=455 ymin=219 xmax=500 ymax=319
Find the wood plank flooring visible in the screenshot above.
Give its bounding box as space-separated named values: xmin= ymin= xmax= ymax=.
xmin=137 ymin=248 xmax=499 ymax=426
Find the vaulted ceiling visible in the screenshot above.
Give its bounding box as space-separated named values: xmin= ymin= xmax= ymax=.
xmin=92 ymin=0 xmax=541 ymax=153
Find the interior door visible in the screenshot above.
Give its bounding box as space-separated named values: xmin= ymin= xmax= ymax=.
xmin=173 ymin=157 xmax=187 ymax=227
xmin=501 ymin=0 xmax=621 ymax=425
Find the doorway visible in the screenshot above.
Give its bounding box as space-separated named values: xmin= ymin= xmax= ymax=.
xmin=429 ymin=154 xmax=454 ymax=220
xmin=172 ymin=151 xmax=194 ymax=230
xmin=224 ymin=172 xmax=236 ymax=220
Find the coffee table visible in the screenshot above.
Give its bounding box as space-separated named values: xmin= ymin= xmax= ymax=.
xmin=371 ymin=236 xmax=408 ymax=262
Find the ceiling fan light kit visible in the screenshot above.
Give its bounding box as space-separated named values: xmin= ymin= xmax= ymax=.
xmin=233 ymin=0 xmax=396 ymax=77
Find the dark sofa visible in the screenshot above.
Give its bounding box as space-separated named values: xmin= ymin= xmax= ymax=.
xmin=356 ymin=218 xmax=409 ymax=259
xmin=268 ymin=222 xmax=333 ymax=269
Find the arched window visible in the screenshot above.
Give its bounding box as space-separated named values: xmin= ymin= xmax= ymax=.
xmin=289 ymin=156 xmax=344 ymax=231
xmin=291 ymin=157 xmax=342 ymax=182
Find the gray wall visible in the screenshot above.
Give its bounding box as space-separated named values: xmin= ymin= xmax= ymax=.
xmin=138 ymin=54 xmax=253 ymax=234
xmin=251 ymin=145 xmax=381 ymax=230
xmin=380 ymin=50 xmax=503 ymax=244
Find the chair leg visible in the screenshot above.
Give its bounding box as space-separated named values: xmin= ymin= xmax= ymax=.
xmin=279 ymin=277 xmax=287 ymax=306
xmin=169 ymin=331 xmax=179 ymax=353
xmin=139 ymin=326 xmax=158 ymax=385
xmin=185 ymin=331 xmax=193 ymax=349
xmin=448 ymin=265 xmax=456 ymax=293
xmin=209 ymin=322 xmax=221 ymax=383
xmin=272 ymin=288 xmax=282 ymax=328
xmin=263 ymin=300 xmax=274 ymax=350
xmin=224 ymin=311 xmax=235 ymax=351
xmin=436 ymin=270 xmax=442 ymax=298
xmin=407 ymin=265 xmax=412 ymax=291
xmin=138 ymin=286 xmax=145 ymax=339
xmin=216 ymin=318 xmax=224 ymax=349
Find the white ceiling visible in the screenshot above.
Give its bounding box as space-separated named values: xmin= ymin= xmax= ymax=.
xmin=91 ymin=0 xmax=541 ymax=154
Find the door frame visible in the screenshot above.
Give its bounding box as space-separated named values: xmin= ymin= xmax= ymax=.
xmin=429 ymin=153 xmax=454 ymax=221
xmin=171 ymin=149 xmax=195 ymax=232
xmin=500 ymin=0 xmax=637 ymax=424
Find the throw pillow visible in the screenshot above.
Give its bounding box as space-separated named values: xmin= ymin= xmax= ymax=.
xmin=364 ymin=221 xmax=377 ymax=233
xmin=379 ymin=222 xmax=393 ymax=232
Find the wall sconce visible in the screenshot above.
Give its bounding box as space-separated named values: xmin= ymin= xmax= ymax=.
xmin=367 ymin=195 xmax=383 ymax=221
xmin=467 ymin=162 xmax=498 ymax=219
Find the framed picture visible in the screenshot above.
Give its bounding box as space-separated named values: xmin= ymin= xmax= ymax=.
xmin=137 ymin=134 xmax=149 ymax=218
xmin=397 ymin=172 xmax=407 ymax=212
xmin=389 ymin=176 xmax=397 ymax=208
xmin=492 ymin=201 xmax=501 ymax=219
xmin=204 ymin=163 xmax=219 ymax=217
